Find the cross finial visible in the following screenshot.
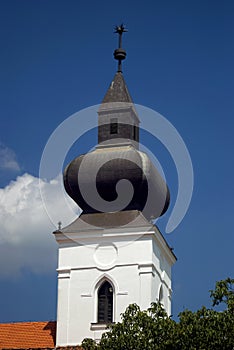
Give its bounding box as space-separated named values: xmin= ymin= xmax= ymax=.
xmin=113 ymin=24 xmax=127 ymax=72
xmin=114 ymin=24 xmax=127 ymax=48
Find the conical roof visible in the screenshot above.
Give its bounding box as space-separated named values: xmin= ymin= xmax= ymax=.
xmin=102 ymin=72 xmax=133 ymax=103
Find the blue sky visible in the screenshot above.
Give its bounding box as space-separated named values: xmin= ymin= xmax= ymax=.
xmin=0 ymin=0 xmax=234 ymax=322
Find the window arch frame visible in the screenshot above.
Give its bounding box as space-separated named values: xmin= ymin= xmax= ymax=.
xmin=95 ymin=277 xmax=115 ymax=324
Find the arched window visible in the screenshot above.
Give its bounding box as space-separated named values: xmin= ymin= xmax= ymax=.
xmin=98 ymin=281 xmax=113 ymax=323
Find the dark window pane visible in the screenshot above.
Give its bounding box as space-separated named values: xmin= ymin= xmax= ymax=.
xmin=110 ymin=118 xmax=118 ymax=134
xmin=98 ymin=281 xmax=113 ymax=323
xmin=133 ymin=125 xmax=136 ymax=140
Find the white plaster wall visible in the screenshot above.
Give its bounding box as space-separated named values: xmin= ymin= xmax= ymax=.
xmin=152 ymin=235 xmax=173 ymax=315
xmin=55 ymin=228 xmax=175 ymax=346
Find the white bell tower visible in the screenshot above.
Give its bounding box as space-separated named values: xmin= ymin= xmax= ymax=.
xmin=54 ymin=25 xmax=176 ymax=347
xmin=54 ymin=211 xmax=176 ymax=346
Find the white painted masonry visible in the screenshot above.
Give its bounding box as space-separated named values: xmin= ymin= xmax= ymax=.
xmin=54 ymin=212 xmax=176 ymax=346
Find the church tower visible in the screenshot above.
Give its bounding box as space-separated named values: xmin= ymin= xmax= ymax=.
xmin=54 ymin=26 xmax=176 ymax=346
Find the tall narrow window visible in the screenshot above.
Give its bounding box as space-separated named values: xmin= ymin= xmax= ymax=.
xmin=98 ymin=281 xmax=113 ymax=323
xmin=133 ymin=125 xmax=136 ymax=140
xmin=110 ymin=118 xmax=118 ymax=134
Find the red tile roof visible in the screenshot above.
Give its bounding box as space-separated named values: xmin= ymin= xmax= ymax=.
xmin=0 ymin=321 xmax=56 ymax=349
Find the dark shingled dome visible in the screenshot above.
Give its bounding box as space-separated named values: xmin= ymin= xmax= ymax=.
xmin=64 ymin=145 xmax=170 ymax=220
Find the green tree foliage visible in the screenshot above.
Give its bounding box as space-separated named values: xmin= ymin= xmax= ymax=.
xmin=99 ymin=303 xmax=175 ymax=350
xmin=82 ymin=278 xmax=234 ymax=350
xmin=210 ymin=277 xmax=234 ymax=312
xmin=174 ymin=278 xmax=234 ymax=349
xmin=81 ymin=337 xmax=97 ymax=350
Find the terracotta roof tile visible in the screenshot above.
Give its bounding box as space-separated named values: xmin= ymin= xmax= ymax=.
xmin=0 ymin=321 xmax=56 ymax=349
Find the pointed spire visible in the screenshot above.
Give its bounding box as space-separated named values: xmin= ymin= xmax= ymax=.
xmin=114 ymin=24 xmax=127 ymax=72
xmin=102 ymin=24 xmax=131 ymax=103
xmin=102 ymin=72 xmax=133 ymax=103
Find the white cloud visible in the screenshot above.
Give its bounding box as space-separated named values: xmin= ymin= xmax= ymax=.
xmin=0 ymin=143 xmax=21 ymax=172
xmin=0 ymin=173 xmax=78 ymax=279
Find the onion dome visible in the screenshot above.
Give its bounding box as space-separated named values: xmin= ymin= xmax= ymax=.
xmin=64 ymin=145 xmax=169 ymax=219
xmin=63 ymin=25 xmax=170 ymax=221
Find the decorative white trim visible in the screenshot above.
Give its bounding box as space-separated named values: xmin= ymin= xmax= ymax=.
xmin=138 ymin=263 xmax=156 ymax=276
xmin=117 ymin=291 xmax=128 ymax=296
xmin=57 ymin=268 xmax=71 ymax=279
xmin=90 ymin=323 xmax=110 ymax=331
xmin=54 ymin=227 xmax=176 ymax=265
